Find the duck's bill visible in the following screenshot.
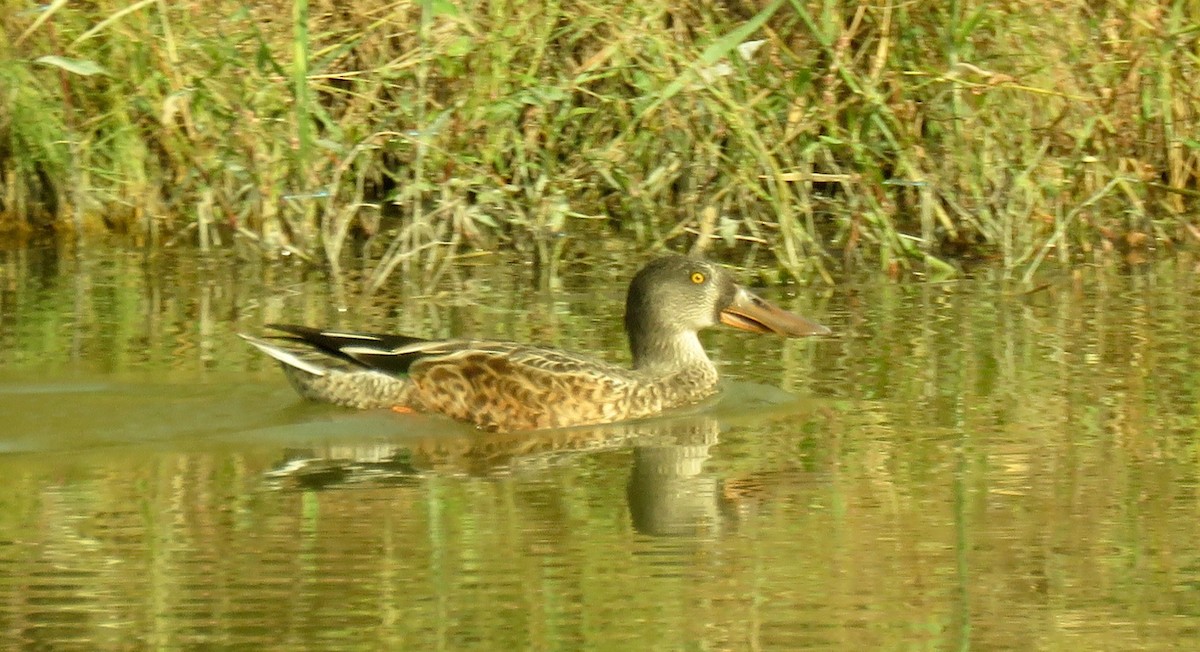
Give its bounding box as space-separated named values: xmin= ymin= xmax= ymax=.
xmin=720 ymin=286 xmax=831 ymax=337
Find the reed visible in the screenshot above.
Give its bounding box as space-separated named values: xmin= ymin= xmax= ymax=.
xmin=1 ymin=0 xmax=1197 ymax=281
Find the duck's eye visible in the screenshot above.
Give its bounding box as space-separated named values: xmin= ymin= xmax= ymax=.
xmin=690 ymin=271 xmax=706 ymax=284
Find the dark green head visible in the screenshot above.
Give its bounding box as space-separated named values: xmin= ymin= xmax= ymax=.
xmin=623 ymin=255 xmax=829 ymax=369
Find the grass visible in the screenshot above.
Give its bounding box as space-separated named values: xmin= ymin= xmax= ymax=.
xmin=1 ymin=0 xmax=1198 ymax=282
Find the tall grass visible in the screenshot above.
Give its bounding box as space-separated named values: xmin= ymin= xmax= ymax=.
xmin=1 ymin=0 xmax=1197 ymax=281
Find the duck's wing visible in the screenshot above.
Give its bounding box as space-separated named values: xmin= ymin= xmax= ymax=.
xmin=248 ymin=324 xmax=627 ymax=379
xmin=253 ymin=323 xmax=432 ymax=375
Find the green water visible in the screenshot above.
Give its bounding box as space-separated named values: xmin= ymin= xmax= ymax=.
xmin=1 ymin=246 xmax=1198 ymax=650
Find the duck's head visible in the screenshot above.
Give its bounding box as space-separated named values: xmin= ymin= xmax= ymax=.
xmin=624 ymin=255 xmax=829 ymax=369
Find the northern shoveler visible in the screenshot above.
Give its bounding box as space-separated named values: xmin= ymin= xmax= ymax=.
xmin=241 ymin=255 xmax=829 ymax=432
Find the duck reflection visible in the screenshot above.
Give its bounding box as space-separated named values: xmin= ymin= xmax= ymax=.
xmin=625 ymin=419 xmax=722 ymax=537
xmin=263 ymin=410 xmax=813 ymax=536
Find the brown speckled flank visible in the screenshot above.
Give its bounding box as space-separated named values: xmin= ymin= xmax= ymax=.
xmin=241 ymin=256 xmax=829 ymax=432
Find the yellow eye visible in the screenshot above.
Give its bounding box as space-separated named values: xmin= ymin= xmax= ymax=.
xmin=690 ymin=272 xmax=706 ymax=284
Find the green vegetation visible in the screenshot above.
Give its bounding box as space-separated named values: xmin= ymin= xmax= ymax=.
xmin=2 ymin=0 xmax=1198 ymax=281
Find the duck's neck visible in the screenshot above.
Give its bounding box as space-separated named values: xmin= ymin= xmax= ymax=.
xmin=628 ymin=327 xmax=717 ymax=377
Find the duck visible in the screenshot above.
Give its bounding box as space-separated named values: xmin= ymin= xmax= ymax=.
xmin=240 ymin=255 xmax=829 ymax=432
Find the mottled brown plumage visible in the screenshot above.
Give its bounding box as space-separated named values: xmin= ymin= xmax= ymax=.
xmin=241 ymin=255 xmax=829 ymax=432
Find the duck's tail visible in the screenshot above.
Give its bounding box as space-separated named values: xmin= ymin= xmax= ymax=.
xmin=240 ymin=325 xmax=419 ymax=409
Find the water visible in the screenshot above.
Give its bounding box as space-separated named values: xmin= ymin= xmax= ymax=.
xmin=1 ymin=245 xmax=1198 ymax=650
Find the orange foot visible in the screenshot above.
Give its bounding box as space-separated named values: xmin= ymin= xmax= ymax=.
xmin=391 ymin=405 xmax=416 ymax=414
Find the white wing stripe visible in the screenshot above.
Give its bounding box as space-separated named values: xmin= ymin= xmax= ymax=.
xmin=319 ymin=331 xmax=382 ymax=341
xmin=239 ymin=335 xmax=329 ymax=376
